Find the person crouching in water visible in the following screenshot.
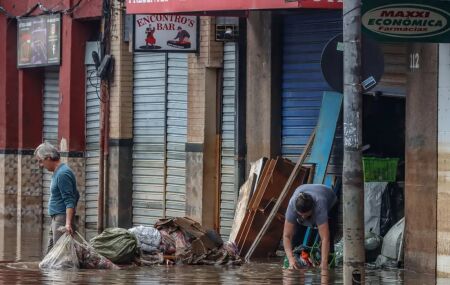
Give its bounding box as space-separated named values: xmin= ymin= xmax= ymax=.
xmin=35 ymin=142 xmax=80 ymax=253
xmin=283 ymin=184 xmax=337 ymax=270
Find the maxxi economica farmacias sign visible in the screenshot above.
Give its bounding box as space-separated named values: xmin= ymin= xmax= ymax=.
xmin=362 ymin=0 xmax=450 ymax=42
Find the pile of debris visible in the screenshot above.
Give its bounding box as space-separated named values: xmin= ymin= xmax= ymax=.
xmin=39 ymin=217 xmax=241 ymax=271
xmin=229 ymin=157 xmax=314 ymax=259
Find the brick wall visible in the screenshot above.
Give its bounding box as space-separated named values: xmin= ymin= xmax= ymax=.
xmin=187 ymin=17 xmax=223 ymax=143
xmin=106 ymin=0 xmax=134 ymax=229
xmin=109 ymin=1 xmax=133 ymax=140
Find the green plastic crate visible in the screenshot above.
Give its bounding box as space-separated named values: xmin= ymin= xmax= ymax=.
xmin=362 ymin=157 xmax=399 ymax=182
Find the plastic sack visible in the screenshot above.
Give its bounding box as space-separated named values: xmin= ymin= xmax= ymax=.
xmin=365 ymin=230 xmax=383 ymax=251
xmin=334 ymin=238 xmax=344 ymax=267
xmin=364 ymin=182 xmax=388 ymax=235
xmin=39 ymin=232 xmax=79 ymax=270
xmin=90 ymin=228 xmax=140 ymax=264
xmin=159 ymin=229 xmax=176 ymax=255
xmin=73 ymin=232 xmax=119 ymax=270
xmin=128 ymin=226 xmax=161 ymax=253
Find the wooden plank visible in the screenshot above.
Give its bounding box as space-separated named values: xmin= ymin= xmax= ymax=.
xmin=249 ymin=166 xmax=310 ymax=258
xmin=239 ymin=158 xmax=299 ymax=256
xmin=236 ymin=159 xmax=276 ymax=253
xmin=245 ymin=129 xmax=316 ymax=260
xmin=250 ymin=158 xmax=268 ymax=197
xmin=248 ymin=159 xmax=276 ymax=210
xmin=229 ymin=169 xmax=257 ymax=242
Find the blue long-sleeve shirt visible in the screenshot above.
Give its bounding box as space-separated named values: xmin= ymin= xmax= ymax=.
xmin=48 ymin=163 xmax=79 ymax=216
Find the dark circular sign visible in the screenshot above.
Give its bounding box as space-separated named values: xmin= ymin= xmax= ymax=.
xmin=321 ymin=34 xmax=384 ymax=93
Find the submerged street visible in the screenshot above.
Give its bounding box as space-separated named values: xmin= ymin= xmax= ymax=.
xmin=0 ymin=219 xmax=439 ymax=285
xmin=2 ymin=0 xmax=450 ymax=283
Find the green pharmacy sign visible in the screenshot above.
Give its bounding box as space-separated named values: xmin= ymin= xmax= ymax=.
xmin=362 ymin=0 xmax=450 ymax=42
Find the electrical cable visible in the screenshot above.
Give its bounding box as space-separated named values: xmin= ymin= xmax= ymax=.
xmin=0 ymin=0 xmax=84 ymax=19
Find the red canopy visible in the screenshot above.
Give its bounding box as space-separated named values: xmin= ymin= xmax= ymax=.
xmin=126 ymin=0 xmax=342 ymax=14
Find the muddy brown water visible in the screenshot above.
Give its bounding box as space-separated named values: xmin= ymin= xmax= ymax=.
xmin=0 ymin=221 xmax=444 ymax=284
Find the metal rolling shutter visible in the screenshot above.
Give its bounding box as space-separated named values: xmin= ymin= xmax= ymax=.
xmin=42 ymin=68 xmax=60 ymax=219
xmin=370 ymin=43 xmax=408 ymax=97
xmin=281 ymin=11 xmax=342 ymax=173
xmin=85 ymin=65 xmax=100 ymax=240
xmin=220 ymin=43 xmax=237 ymax=239
xmin=165 ymin=53 xmax=188 ymax=218
xmin=133 ymin=52 xmax=167 ymax=226
xmin=42 ymin=67 xmax=60 ymax=251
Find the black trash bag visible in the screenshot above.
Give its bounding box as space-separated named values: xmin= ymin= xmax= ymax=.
xmin=380 ymin=182 xmax=403 ymax=236
xmin=390 ymin=182 xmax=404 ymax=225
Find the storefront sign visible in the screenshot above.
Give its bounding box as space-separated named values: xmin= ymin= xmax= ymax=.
xmin=134 ymin=14 xmax=198 ymax=52
xmin=362 ymin=0 xmax=450 ymax=42
xmin=127 ymin=0 xmax=299 ymax=14
xmin=17 ymin=14 xmax=61 ymax=68
xmin=298 ymin=0 xmax=342 ymax=9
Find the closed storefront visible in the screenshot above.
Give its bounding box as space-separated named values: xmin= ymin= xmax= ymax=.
xmin=132 ymin=52 xmax=188 ymax=226
xmin=281 ymin=10 xmax=342 ymax=172
xmin=85 ymin=63 xmax=101 ymax=240
xmin=41 ymin=67 xmax=60 ymax=251
xmin=281 ymin=11 xmax=407 ymax=176
xmin=219 ymin=42 xmax=238 ymax=239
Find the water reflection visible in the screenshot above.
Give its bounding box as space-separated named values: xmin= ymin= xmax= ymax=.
xmin=0 ymin=261 xmax=410 ymax=285
xmin=0 ymin=218 xmax=442 ymax=285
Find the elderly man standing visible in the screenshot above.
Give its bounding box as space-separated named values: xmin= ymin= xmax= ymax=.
xmin=35 ymin=142 xmax=80 ymax=253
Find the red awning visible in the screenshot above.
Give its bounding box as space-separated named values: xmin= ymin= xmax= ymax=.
xmin=299 ymin=0 xmax=342 ymax=9
xmin=126 ymin=0 xmax=342 ymax=14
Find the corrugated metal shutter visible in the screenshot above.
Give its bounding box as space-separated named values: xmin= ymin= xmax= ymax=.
xmin=281 ymin=11 xmax=342 ymax=173
xmin=220 ymin=43 xmax=237 ymax=239
xmin=282 ymin=13 xmax=407 ymax=176
xmin=42 ymin=67 xmax=59 ymax=252
xmin=165 ymin=53 xmax=188 ymax=218
xmin=42 ymin=68 xmax=60 ymax=218
xmin=133 ymin=52 xmax=167 ymax=226
xmin=370 ymin=43 xmax=408 ymax=97
xmin=85 ymin=65 xmax=100 ymax=240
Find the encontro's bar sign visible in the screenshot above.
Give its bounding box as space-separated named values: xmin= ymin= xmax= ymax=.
xmin=134 ymin=14 xmax=198 ymax=52
xmin=126 ymin=0 xmax=342 ymax=14
xmin=362 ymin=0 xmax=450 ymax=42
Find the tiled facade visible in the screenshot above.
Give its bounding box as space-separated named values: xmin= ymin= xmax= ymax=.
xmin=0 ymin=154 xmax=17 ymax=218
xmin=16 ymin=154 xmax=43 ymax=259
xmin=17 ymin=154 xmax=42 ymax=221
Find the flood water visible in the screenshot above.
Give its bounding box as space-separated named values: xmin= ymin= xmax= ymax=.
xmin=0 ymin=220 xmax=444 ymax=284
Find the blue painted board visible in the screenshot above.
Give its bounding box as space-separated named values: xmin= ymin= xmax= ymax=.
xmin=301 ymin=91 xmax=343 ymax=247
xmin=307 ymin=91 xmax=343 ymax=184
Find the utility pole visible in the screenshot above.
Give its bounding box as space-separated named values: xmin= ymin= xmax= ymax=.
xmin=98 ymin=0 xmax=112 ymax=234
xmin=343 ymin=0 xmax=365 ymax=284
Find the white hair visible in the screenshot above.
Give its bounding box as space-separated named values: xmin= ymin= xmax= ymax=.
xmin=34 ymin=141 xmax=60 ymax=161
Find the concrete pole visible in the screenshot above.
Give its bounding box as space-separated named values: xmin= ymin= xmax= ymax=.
xmin=343 ymin=0 xmax=365 ymax=284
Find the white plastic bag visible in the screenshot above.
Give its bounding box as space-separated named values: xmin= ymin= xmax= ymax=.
xmin=364 ymin=182 xmax=388 ymax=235
xmin=39 ymin=233 xmax=79 ymax=270
xmin=128 ymin=226 xmax=161 ymax=253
